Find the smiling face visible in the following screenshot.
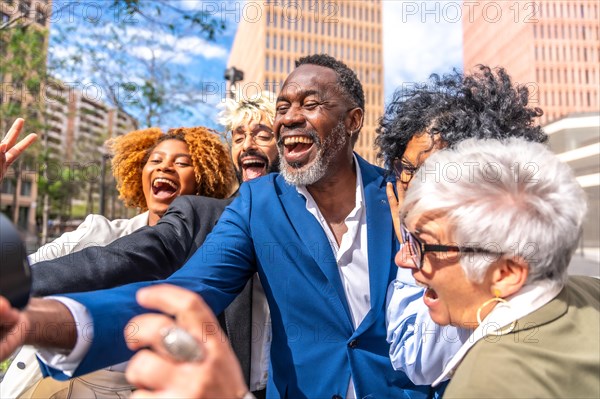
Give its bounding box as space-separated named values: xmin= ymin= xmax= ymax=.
xmin=274 ymin=64 xmax=353 ymax=186
xmin=395 ymin=212 xmax=493 ymax=328
xmin=141 ymin=139 xmax=198 ymax=225
xmin=231 ymin=116 xmax=279 ymax=182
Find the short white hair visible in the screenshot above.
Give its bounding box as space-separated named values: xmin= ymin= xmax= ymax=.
xmin=402 ymin=138 xmax=587 ymax=287
xmin=217 ymin=91 xmax=276 ymax=132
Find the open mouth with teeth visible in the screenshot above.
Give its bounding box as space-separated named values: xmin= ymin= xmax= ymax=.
xmin=241 ymin=157 xmax=268 ymax=180
xmin=152 ymin=178 xmax=179 ymax=199
xmin=282 ymin=135 xmax=315 ymax=165
xmin=415 ymin=279 xmax=439 ymax=306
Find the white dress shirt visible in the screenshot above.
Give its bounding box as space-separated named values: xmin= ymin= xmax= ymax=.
xmin=297 ymin=154 xmax=369 ymax=399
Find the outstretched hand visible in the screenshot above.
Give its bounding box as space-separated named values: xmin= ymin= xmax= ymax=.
xmin=125 ymin=285 xmax=248 ymax=399
xmin=0 ymin=118 xmax=38 ymax=182
xmin=386 ymin=181 xmax=405 ymax=243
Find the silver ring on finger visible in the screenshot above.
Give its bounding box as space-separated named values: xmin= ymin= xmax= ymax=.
xmin=160 ymin=326 xmax=204 ymax=362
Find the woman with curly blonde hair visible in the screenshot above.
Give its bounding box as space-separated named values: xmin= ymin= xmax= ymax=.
xmin=3 ymin=126 xmax=236 ymax=399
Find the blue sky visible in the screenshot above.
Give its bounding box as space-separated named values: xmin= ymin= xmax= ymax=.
xmin=49 ymin=0 xmax=463 ymax=130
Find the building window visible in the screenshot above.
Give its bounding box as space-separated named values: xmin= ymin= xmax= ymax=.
xmin=35 ymin=7 xmax=46 ymax=25
xmin=18 ymin=206 xmax=28 ymax=230
xmin=587 ymin=92 xmax=591 ymax=107
xmin=19 ymin=0 xmax=31 ymax=16
xmin=1 ymin=179 xmax=15 ymax=194
xmin=20 ymin=180 xmax=32 ymax=197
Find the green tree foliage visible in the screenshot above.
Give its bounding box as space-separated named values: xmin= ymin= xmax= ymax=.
xmin=50 ymin=0 xmax=227 ymax=127
xmin=0 ymin=24 xmax=48 ymax=224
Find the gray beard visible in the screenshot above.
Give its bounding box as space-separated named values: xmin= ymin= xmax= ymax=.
xmin=279 ymin=120 xmax=348 ymax=186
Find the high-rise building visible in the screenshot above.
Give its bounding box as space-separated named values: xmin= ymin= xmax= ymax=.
xmin=463 ymin=1 xmax=599 ymax=260
xmin=44 ymin=80 xmax=139 ymax=218
xmin=228 ymin=0 xmax=384 ymax=162
xmin=463 ymin=0 xmax=599 ymax=125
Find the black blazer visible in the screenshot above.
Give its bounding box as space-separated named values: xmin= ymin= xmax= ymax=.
xmin=31 ymin=195 xmax=233 ymax=295
xmin=30 ymin=195 xmax=255 ymax=385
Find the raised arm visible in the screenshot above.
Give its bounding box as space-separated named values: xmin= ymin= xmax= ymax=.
xmin=31 ymin=196 xmax=233 ymax=296
xmin=0 ymin=118 xmax=37 ymax=182
xmin=31 ymin=186 xmax=257 ymax=379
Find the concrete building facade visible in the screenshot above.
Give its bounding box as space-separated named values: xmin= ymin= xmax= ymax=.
xmin=228 ymin=0 xmax=384 ymax=163
xmin=463 ymin=1 xmax=599 ymax=260
xmin=43 ymin=81 xmax=139 ymax=218
xmin=463 ymin=0 xmax=599 ymax=126
xmin=545 ymin=113 xmax=600 ymax=261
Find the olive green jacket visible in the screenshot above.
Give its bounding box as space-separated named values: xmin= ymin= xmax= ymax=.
xmin=445 ymin=276 xmax=600 ymax=398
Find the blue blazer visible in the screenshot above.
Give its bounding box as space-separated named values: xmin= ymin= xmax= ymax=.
xmin=44 ymin=155 xmax=432 ymax=398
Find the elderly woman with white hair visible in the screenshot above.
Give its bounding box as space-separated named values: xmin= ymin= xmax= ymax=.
xmin=395 ymin=137 xmax=599 ymax=398
xmin=115 ymin=137 xmax=598 ymax=399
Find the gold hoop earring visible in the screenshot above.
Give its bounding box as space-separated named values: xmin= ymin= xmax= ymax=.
xmin=477 ymin=296 xmax=516 ymax=335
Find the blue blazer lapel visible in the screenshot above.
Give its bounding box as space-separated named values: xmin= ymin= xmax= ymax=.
xmin=355 ymin=155 xmax=397 ymax=333
xmin=277 ymin=176 xmax=354 ymax=327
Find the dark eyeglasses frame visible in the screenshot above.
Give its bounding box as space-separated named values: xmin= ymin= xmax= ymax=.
xmin=400 ymin=224 xmax=505 ymax=270
xmin=392 ymin=158 xmax=419 ymax=185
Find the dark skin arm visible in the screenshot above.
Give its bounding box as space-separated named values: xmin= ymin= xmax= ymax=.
xmin=0 ymin=297 xmax=77 ymax=360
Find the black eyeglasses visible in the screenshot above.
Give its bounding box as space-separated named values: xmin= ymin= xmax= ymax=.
xmin=400 ymin=224 xmax=505 ymax=270
xmin=392 ymin=158 xmax=419 ymax=185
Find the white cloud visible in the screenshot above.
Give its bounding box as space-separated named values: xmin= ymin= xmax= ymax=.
xmin=126 ymin=27 xmax=227 ymax=63
xmin=383 ymin=0 xmax=463 ymax=101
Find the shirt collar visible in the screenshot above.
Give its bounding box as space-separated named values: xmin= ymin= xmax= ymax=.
xmin=297 ymin=153 xmax=364 ymax=213
xmin=433 ymin=279 xmax=564 ymax=386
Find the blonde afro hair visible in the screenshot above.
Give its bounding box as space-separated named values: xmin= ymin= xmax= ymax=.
xmin=108 ymin=126 xmax=235 ymax=210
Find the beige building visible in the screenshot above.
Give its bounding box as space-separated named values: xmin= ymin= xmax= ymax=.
xmin=43 ymin=81 xmax=138 ymax=218
xmin=463 ymin=2 xmax=599 ymax=261
xmin=463 ymin=0 xmax=599 ymax=126
xmin=228 ymin=0 xmax=384 ymax=163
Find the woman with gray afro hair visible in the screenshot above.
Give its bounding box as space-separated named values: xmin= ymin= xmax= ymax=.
xmin=376 ymin=65 xmax=548 ymax=240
